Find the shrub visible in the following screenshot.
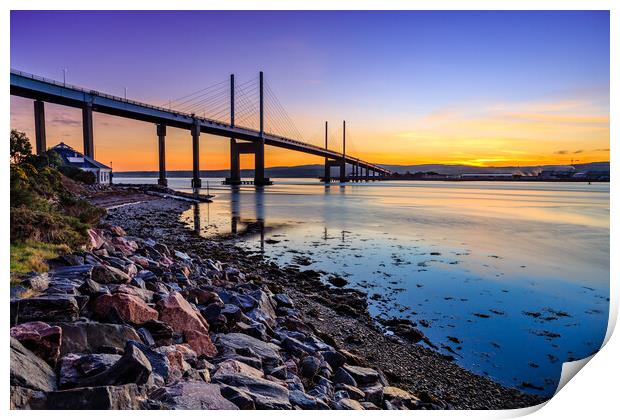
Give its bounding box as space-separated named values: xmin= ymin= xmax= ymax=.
xmin=58 ymin=165 xmax=96 ymax=185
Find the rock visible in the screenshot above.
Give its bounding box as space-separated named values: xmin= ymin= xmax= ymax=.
xmin=334 ymin=367 xmax=357 ymax=386
xmin=281 ymin=336 xmax=315 ymax=357
xmin=141 ymin=320 xmax=174 ymax=346
xmin=149 ymin=381 xmax=238 ymax=410
xmin=361 ymin=383 xmax=384 ymax=406
xmin=10 ymin=386 xmax=47 ymax=409
xmin=219 ymin=385 xmax=256 ymax=409
xmin=299 ymin=356 xmax=321 ymax=379
xmin=336 ymin=383 xmax=365 ymax=400
xmin=246 ymin=290 xmax=277 ymax=328
xmin=10 ymin=321 xmax=62 ymax=366
xmin=342 ymin=364 xmax=380 ymax=385
xmin=111 ymin=236 xmax=139 ymax=256
xmin=47 ymin=384 xmax=145 ymax=409
xmin=11 ymin=296 xmax=79 ymax=325
xmin=274 ymin=293 xmax=294 ymax=308
xmin=59 ymin=353 xmax=121 ymax=388
xmin=22 ymin=273 xmax=50 ymax=292
xmin=109 ymin=225 xmax=127 ymax=237
xmin=334 ymin=398 xmax=365 ymax=410
xmin=156 ymin=291 xmax=210 ymax=335
xmin=75 ymin=341 xmax=152 ymax=387
xmin=86 ymin=228 xmax=106 ymax=250
xmin=10 ymin=338 xmax=57 ymax=392
xmin=78 ymin=278 xmax=103 ymax=295
xmin=321 ymin=350 xmax=347 ymax=369
xmin=92 ymin=264 xmax=131 ymax=284
xmin=128 ymin=340 xmax=170 ymax=382
xmin=213 ymin=359 xmax=265 ymax=379
xmin=137 ymin=327 xmax=156 ymax=346
xmin=360 ymin=401 xmax=380 ymax=410
xmin=216 ymin=333 xmax=283 ymax=367
xmin=328 ymin=276 xmax=348 ymax=287
xmin=155 ymin=345 xmax=192 ymax=381
xmin=289 ymin=389 xmax=330 ymax=409
xmin=54 ymin=321 xmax=141 ymax=356
xmin=212 ymin=373 xmax=291 ymax=409
xmin=383 ymin=386 xmax=420 ymax=407
xmin=92 ymin=293 xmax=158 ymax=324
xmin=184 ymin=330 xmax=217 ymax=357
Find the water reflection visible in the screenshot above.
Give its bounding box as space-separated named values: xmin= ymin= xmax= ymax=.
xmin=119 ymin=177 xmax=609 ymax=396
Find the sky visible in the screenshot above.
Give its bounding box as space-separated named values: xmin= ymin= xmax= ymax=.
xmin=10 ymin=10 xmax=610 ymax=171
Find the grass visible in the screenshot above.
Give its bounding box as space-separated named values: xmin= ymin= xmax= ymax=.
xmin=10 ymin=241 xmax=70 ymax=279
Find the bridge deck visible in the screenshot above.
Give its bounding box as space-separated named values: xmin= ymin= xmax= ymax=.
xmin=10 ymin=69 xmax=390 ymax=175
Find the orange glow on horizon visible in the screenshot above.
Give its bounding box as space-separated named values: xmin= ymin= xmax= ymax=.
xmin=10 ymin=91 xmax=609 ymax=171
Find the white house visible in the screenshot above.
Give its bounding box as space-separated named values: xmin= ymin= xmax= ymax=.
xmin=51 ymin=142 xmax=112 ymax=184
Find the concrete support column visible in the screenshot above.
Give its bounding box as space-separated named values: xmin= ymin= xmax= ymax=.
xmin=365 ymin=166 xmax=369 ymax=181
xmin=157 ymin=124 xmax=167 ymax=186
xmin=324 ymin=121 xmax=329 ymax=183
xmin=254 ymin=141 xmax=265 ymax=185
xmin=229 ymin=140 xmax=240 ymax=183
xmin=82 ymin=103 xmax=94 ymax=158
xmin=339 ymin=161 xmax=346 ymax=183
xmin=191 ymin=123 xmax=202 ymax=188
xmin=33 ymin=100 xmax=46 ymax=155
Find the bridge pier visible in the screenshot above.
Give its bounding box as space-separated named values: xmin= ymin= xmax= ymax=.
xmin=365 ymin=166 xmax=369 ymax=181
xmin=191 ymin=122 xmax=202 ymax=189
xmin=157 ymin=124 xmax=167 ymax=186
xmin=224 ymin=141 xmax=272 ymax=185
xmin=33 ymin=100 xmax=46 ymax=155
xmin=82 ymin=103 xmax=94 ymax=158
xmin=339 ymin=160 xmax=346 ymax=183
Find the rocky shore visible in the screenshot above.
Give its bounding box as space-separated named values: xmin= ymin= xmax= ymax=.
xmin=10 ymin=194 xmax=547 ymax=410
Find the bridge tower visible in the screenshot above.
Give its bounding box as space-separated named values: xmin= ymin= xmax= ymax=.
xmin=340 ymin=120 xmax=347 ymax=183
xmin=227 ymin=74 xmax=241 ymax=185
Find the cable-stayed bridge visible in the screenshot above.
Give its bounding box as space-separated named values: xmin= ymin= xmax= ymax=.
xmin=10 ymin=69 xmax=392 ymax=187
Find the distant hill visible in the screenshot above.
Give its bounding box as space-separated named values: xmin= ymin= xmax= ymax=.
xmin=115 ymin=162 xmax=609 ymax=178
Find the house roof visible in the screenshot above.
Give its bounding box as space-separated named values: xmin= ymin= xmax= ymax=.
xmin=51 ymin=143 xmax=111 ymax=170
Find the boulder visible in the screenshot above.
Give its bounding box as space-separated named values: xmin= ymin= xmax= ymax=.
xmin=54 ymin=321 xmax=141 ymax=356
xmin=91 ymin=293 xmax=158 ymax=324
xmin=148 ymin=381 xmax=238 ymax=410
xmin=11 ymin=296 xmax=79 ymax=325
xmin=156 ymin=291 xmax=210 ymax=335
xmin=299 ymin=356 xmax=321 ymax=379
xmin=383 ymin=386 xmax=420 ymax=408
xmin=59 ymin=353 xmax=121 ymax=388
xmin=184 ymin=330 xmax=217 ymax=357
xmin=86 ymin=228 xmax=106 ymax=250
xmin=10 ymin=338 xmax=57 ymax=392
xmin=321 ymin=350 xmax=347 ymax=369
xmin=129 ymin=341 xmax=170 ymax=382
xmin=141 ymin=320 xmax=174 ymax=346
xmin=289 ymin=390 xmax=330 ymax=410
xmin=92 ymin=264 xmax=131 ymax=284
xmin=334 ymin=398 xmax=365 ymax=410
xmin=361 ymin=382 xmax=384 ymax=406
xmin=10 ymin=321 xmax=62 ymax=366
xmin=46 ymin=384 xmax=145 ymax=409
xmin=212 ymin=373 xmax=291 ymax=409
xmin=213 ymin=359 xmax=265 ymax=379
xmin=334 ymin=367 xmax=357 ymax=387
xmin=342 ymin=364 xmax=380 ymax=385
xmin=216 ymin=333 xmax=282 ymax=367
xmin=75 ymin=341 xmax=152 ymax=387
xmin=10 ymin=386 xmax=47 ymax=409
xmin=155 ymin=345 xmax=195 ymax=381
xmin=219 ymin=385 xmax=256 ymax=409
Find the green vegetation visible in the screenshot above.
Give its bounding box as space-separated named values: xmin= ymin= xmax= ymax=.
xmin=10 ymin=130 xmax=106 ymax=275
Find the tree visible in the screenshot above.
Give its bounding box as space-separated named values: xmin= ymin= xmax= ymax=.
xmin=10 ymin=130 xmax=32 ymax=163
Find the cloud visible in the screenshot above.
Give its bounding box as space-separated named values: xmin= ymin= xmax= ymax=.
xmin=50 ymin=115 xmax=81 ymax=127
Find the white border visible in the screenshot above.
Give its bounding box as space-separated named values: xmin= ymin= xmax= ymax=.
xmin=3 ymin=2 xmax=616 ymax=419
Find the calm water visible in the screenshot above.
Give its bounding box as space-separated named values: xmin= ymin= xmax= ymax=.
xmin=117 ymin=177 xmax=610 ymax=395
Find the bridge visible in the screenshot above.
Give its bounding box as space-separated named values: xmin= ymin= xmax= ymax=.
xmin=10 ymin=69 xmax=392 ymax=187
